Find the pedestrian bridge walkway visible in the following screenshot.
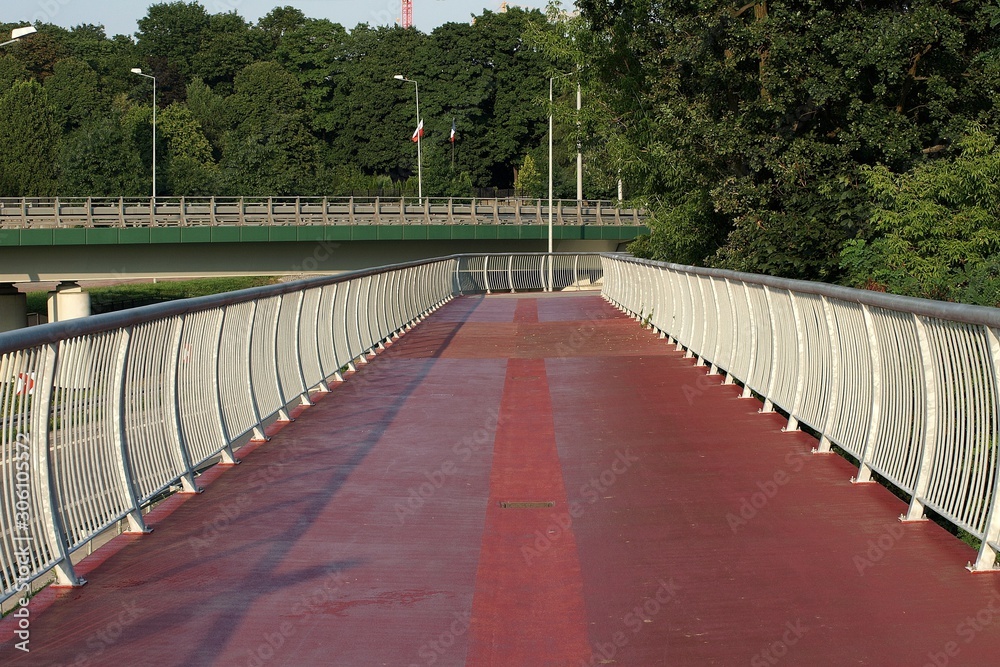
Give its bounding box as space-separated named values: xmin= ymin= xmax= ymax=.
xmin=3 ymin=283 xmax=1000 ymax=665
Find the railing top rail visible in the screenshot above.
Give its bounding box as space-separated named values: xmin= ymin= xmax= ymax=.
xmin=0 ymin=196 xmax=641 ymax=208
xmin=0 ymin=253 xmax=613 ymax=355
xmin=609 ymin=254 xmax=1000 ymax=329
xmin=0 ymin=256 xmax=448 ymax=355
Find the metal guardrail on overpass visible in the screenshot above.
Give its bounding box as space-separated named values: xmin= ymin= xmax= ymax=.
xmin=0 ymin=197 xmax=646 ymax=228
xmin=0 ymin=253 xmax=604 ymax=604
xmin=602 ymin=254 xmax=1000 ymax=572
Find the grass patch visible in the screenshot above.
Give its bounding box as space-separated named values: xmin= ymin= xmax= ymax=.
xmin=26 ymin=277 xmax=280 ymax=315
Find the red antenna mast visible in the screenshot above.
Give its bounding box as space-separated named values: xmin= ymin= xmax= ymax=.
xmin=401 ymin=0 xmax=413 ymax=28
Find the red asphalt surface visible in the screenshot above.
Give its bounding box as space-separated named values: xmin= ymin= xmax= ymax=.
xmin=3 ymin=292 xmax=1000 ymax=666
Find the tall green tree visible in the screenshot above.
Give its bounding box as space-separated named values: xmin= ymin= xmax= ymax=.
xmin=45 ymin=58 xmax=103 ymax=132
xmin=0 ymin=81 xmax=58 ymax=196
xmin=136 ymin=2 xmax=211 ymax=80
xmin=579 ymin=0 xmax=1000 ymax=280
xmin=159 ymin=102 xmax=217 ymax=195
xmin=0 ymin=55 xmax=28 ymax=89
xmin=271 ymin=18 xmax=349 ymax=139
xmin=57 ymin=114 xmax=146 ymax=196
xmin=191 ymin=12 xmax=265 ymax=92
xmin=329 ymin=25 xmax=426 ymax=178
xmin=841 ymin=128 xmax=1000 ymax=305
xmin=218 ymin=61 xmax=320 ymax=194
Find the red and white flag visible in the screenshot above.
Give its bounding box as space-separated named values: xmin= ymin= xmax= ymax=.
xmin=16 ymin=372 xmax=34 ymax=396
xmin=411 ymin=119 xmax=424 ymax=142
xmin=450 ymin=119 xmax=457 ymax=143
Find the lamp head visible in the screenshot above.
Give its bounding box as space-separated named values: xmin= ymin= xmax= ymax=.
xmin=130 ymin=68 xmax=143 ymax=74
xmin=11 ymin=26 xmax=36 ymax=40
xmin=393 ymin=75 xmax=405 ymax=81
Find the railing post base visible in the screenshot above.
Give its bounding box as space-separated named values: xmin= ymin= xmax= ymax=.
xmin=219 ymin=444 xmax=241 ymax=466
xmin=251 ymin=426 xmax=269 ymax=442
xmin=969 ymin=545 xmax=1000 ymax=573
xmin=50 ymin=560 xmax=86 ymax=588
xmin=760 ymin=398 xmax=774 ymax=413
xmin=123 ymin=509 xmax=152 ymax=534
xmin=783 ymin=416 xmax=800 ymax=432
xmin=902 ymin=500 xmax=928 ymax=523
xmin=179 ymin=473 xmax=203 ymax=494
xmin=850 ymin=463 xmax=875 ymax=483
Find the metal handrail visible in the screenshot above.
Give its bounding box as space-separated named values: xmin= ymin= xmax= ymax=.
xmin=0 ymin=253 xmax=605 ymax=603
xmin=0 ymin=197 xmax=647 ymax=228
xmin=601 ymin=254 xmax=1000 ymax=571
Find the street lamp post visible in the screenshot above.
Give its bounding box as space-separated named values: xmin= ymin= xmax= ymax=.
xmin=130 ymin=68 xmax=156 ymax=198
xmin=548 ymin=71 xmax=576 ymax=291
xmin=576 ymin=79 xmax=583 ymax=203
xmin=394 ymin=75 xmax=422 ymax=202
xmin=0 ymin=25 xmax=36 ymax=48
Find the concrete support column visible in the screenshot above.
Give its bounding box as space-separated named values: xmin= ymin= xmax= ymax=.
xmin=47 ymin=282 xmax=91 ymax=322
xmin=0 ymin=283 xmax=27 ymax=332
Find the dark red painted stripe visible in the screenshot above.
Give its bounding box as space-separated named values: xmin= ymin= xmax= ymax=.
xmin=513 ymin=298 xmax=539 ymax=323
xmin=466 ymin=357 xmax=591 ymax=665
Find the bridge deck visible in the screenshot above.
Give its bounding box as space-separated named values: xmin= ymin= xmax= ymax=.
xmin=3 ymin=293 xmax=1000 ymax=666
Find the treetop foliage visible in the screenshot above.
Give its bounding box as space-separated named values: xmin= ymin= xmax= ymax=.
xmin=0 ymin=3 xmax=595 ymax=199
xmin=579 ymin=0 xmax=1000 ymax=296
xmin=5 ymin=1 xmax=1000 ymax=304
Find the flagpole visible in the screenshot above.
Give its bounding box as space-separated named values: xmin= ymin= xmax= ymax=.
xmin=415 ymin=81 xmax=422 ymax=202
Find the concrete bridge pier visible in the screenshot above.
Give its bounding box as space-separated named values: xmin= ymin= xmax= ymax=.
xmin=0 ymin=283 xmax=27 ymax=332
xmin=47 ymin=282 xmax=91 ymax=322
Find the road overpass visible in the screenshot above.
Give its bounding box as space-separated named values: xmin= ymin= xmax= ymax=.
xmin=1 ymin=253 xmax=1000 ymax=664
xmin=0 ymin=197 xmax=647 ymax=281
xmin=0 ymin=197 xmax=648 ymax=329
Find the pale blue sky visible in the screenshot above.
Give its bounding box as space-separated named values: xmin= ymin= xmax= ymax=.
xmin=10 ymin=0 xmax=558 ymax=38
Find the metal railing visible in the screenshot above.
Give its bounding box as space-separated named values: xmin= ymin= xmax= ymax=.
xmin=0 ymin=197 xmax=646 ymax=229
xmin=0 ymin=253 xmax=604 ymax=603
xmin=454 ymin=253 xmax=605 ymax=293
xmin=601 ymin=254 xmax=1000 ymax=571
